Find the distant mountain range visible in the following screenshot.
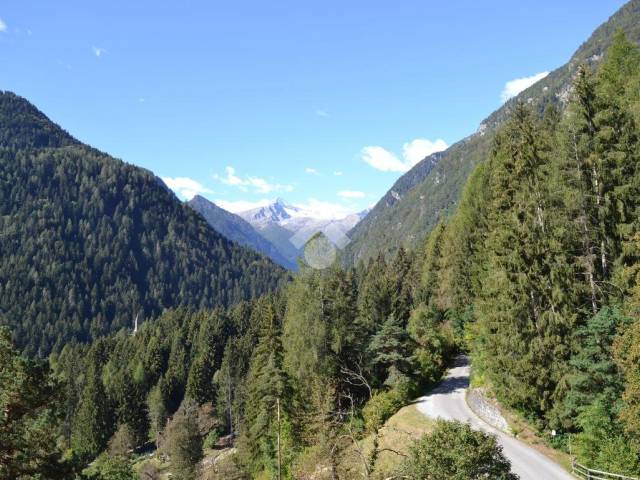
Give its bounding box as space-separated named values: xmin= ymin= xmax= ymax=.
xmin=188 ymin=195 xmax=296 ymax=269
xmin=342 ymin=0 xmax=640 ymax=265
xmin=188 ymin=196 xmax=368 ymax=269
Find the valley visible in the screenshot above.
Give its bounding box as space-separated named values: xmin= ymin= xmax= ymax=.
xmin=2 ymin=2 xmax=640 ymax=480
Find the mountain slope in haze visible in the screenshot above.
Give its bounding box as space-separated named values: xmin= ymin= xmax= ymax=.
xmin=0 ymin=91 xmax=286 ymax=356
xmin=188 ymin=195 xmax=296 ymax=269
xmin=342 ymin=0 xmax=640 ymax=265
xmin=238 ymin=198 xmax=369 ymax=267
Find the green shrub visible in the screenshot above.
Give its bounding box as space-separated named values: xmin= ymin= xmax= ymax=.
xmin=400 ymin=420 xmax=518 ymax=480
xmin=203 ymin=428 xmax=220 ymax=450
xmin=362 ymin=381 xmax=416 ymax=432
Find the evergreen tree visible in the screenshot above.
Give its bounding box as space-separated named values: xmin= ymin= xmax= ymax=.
xmin=239 ymin=297 xmax=295 ymax=477
xmin=146 ymin=382 xmax=168 ymax=441
xmin=389 ymin=247 xmax=414 ymax=324
xmin=185 ymin=353 xmax=215 ymax=405
xmin=475 ymin=103 xmax=576 ymax=418
xmin=367 ymin=314 xmax=414 ymax=385
xmin=0 ymin=327 xmax=73 ymax=479
xmin=160 ymin=399 xmax=203 ymax=480
xmin=559 ymin=308 xmax=630 ymax=429
xmin=72 ymin=352 xmax=114 ymax=461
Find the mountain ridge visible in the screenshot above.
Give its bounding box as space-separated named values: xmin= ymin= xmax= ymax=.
xmin=234 ymin=198 xmax=369 ymax=268
xmin=342 ymin=0 xmax=640 ymax=265
xmin=187 ymin=195 xmax=296 ymax=269
xmin=0 ymin=91 xmax=286 ymax=355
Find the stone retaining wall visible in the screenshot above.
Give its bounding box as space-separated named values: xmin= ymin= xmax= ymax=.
xmin=466 ymin=388 xmax=511 ymax=433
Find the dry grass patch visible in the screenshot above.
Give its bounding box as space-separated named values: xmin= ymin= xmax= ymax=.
xmin=360 ymin=403 xmax=434 ymax=478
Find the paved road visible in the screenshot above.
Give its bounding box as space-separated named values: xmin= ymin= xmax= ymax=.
xmin=415 ymin=357 xmax=574 ymax=480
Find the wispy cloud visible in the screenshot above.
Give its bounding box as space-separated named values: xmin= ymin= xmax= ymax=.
xmin=214 ymin=166 xmax=293 ymax=194
xmin=161 ymin=176 xmax=213 ymax=200
xmin=333 ymin=171 xmax=343 ymax=176
xmin=501 ymin=71 xmax=549 ymax=102
xmin=361 ymin=138 xmax=448 ymax=173
xmin=338 ymin=190 xmax=365 ymax=199
xmin=315 ymin=108 xmax=329 ymax=118
xmin=305 ymin=167 xmax=320 ymax=175
xmin=292 ymin=198 xmax=359 ymax=220
xmin=92 ymin=46 xmax=106 ymax=57
xmin=0 ymin=18 xmax=7 ymax=33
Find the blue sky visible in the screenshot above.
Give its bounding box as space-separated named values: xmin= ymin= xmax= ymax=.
xmin=0 ymin=0 xmax=628 ymax=218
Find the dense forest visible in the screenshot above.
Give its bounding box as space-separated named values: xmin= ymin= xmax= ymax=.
xmin=0 ymin=92 xmax=286 ymax=356
xmin=4 ymin=22 xmax=640 ymax=480
xmin=425 ymin=32 xmax=640 ymax=474
xmin=1 ymin=246 xmax=458 ymax=479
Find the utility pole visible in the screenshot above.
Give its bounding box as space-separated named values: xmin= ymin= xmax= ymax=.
xmin=277 ymin=396 xmax=281 ymax=480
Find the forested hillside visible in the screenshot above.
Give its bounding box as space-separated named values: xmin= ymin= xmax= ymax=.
xmin=417 ymin=32 xmax=640 ymax=475
xmin=343 ymin=0 xmax=640 ymax=265
xmin=0 ymin=92 xmax=286 ymax=356
xmin=5 ymin=8 xmax=640 ymax=480
xmin=1 ymin=243 xmax=459 ymax=479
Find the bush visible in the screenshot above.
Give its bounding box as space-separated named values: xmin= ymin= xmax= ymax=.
xmin=400 ymin=420 xmax=518 ymax=480
xmin=203 ymin=428 xmax=220 ymax=450
xmin=362 ymin=380 xmax=416 ymax=433
xmin=88 ymin=455 xmax=137 ymax=480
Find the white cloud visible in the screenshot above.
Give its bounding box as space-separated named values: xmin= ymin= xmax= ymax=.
xmin=361 ymin=137 xmax=448 ymax=173
xmin=216 ymin=198 xmax=273 ymax=213
xmin=214 ymin=166 xmax=293 ymax=194
xmin=315 ymin=109 xmax=329 ymax=118
xmin=338 ymin=190 xmax=365 ymax=199
xmin=402 ymin=138 xmax=448 ymax=166
xmin=92 ymin=46 xmax=106 ymax=57
xmin=161 ymin=176 xmax=213 ymax=200
xmin=501 ymin=71 xmax=549 ymax=102
xmin=215 ymin=166 xmax=247 ymax=189
xmin=361 ymin=146 xmax=407 ymax=172
xmin=0 ymin=18 xmax=7 ymax=33
xmin=292 ymin=198 xmax=358 ymax=220
xmin=333 ymin=171 xmax=343 ymax=176
xmin=305 ymin=167 xmax=320 ymax=175
xmin=219 ymin=197 xmax=360 ymax=220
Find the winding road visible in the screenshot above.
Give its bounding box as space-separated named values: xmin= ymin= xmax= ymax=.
xmin=415 ymin=357 xmax=574 ymax=480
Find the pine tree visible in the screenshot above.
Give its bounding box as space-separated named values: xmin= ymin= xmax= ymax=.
xmin=239 ymin=297 xmax=296 ymax=477
xmin=159 ymin=399 xmax=203 ymax=480
xmin=475 ymin=103 xmax=576 ymax=418
xmin=0 ymin=327 xmax=73 ymax=479
xmin=367 ymin=314 xmax=415 ymax=385
xmin=559 ymin=308 xmax=630 ymax=429
xmin=389 ymin=247 xmax=414 ymax=324
xmin=185 ymin=353 xmax=215 ymax=405
xmin=147 ymin=381 xmax=169 ymax=441
xmin=72 ymin=352 xmax=114 ymax=461
xmin=418 ymin=223 xmax=446 ymax=307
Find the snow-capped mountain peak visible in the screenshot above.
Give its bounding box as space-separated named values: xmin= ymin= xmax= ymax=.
xmin=239 ymin=198 xmax=301 ymax=224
